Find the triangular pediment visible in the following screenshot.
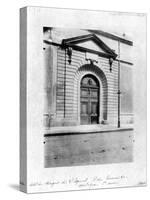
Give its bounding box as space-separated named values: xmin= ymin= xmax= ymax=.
xmin=62 ymin=34 xmax=117 ymax=58
xmin=76 ymin=40 xmax=106 ymax=54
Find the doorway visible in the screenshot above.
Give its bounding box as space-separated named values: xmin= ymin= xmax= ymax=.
xmin=80 ymin=74 xmax=100 ymax=125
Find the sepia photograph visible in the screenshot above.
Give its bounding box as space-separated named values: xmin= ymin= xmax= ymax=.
xmin=43 ymin=27 xmax=134 ymax=168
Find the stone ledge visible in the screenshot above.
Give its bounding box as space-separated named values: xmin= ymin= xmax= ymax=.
xmin=44 ymin=124 xmax=134 ymax=137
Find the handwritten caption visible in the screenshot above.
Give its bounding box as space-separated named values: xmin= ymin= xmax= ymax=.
xmin=29 ymin=175 xmax=127 ymax=188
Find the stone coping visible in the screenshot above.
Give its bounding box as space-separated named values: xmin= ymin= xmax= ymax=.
xmin=44 ymin=124 xmax=134 ymax=137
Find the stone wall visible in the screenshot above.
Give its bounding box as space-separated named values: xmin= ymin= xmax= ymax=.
xmin=51 ymin=47 xmax=119 ymax=126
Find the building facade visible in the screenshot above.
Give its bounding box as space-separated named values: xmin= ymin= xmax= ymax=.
xmin=43 ymin=28 xmax=133 ymax=128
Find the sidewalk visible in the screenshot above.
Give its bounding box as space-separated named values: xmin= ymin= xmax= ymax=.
xmin=44 ymin=124 xmax=134 ymax=136
xmin=44 ymin=125 xmax=134 ymax=167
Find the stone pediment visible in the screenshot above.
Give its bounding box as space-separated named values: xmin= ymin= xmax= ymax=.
xmin=76 ymin=40 xmax=106 ymax=53
xmin=62 ymin=34 xmax=117 ymax=59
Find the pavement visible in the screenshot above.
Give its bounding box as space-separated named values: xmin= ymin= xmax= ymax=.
xmin=44 ymin=125 xmax=134 ymax=168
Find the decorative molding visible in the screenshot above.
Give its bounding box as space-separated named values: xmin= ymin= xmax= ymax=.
xmin=44 ymin=40 xmax=133 ymax=66
xmin=116 ymin=59 xmax=133 ymax=66
xmin=87 ymin=30 xmax=133 ymax=46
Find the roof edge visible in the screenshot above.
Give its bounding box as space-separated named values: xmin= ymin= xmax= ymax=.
xmin=87 ymin=30 xmax=133 ymax=46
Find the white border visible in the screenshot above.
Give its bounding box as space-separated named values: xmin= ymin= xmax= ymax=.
xmin=25 ymin=6 xmax=146 ymax=193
